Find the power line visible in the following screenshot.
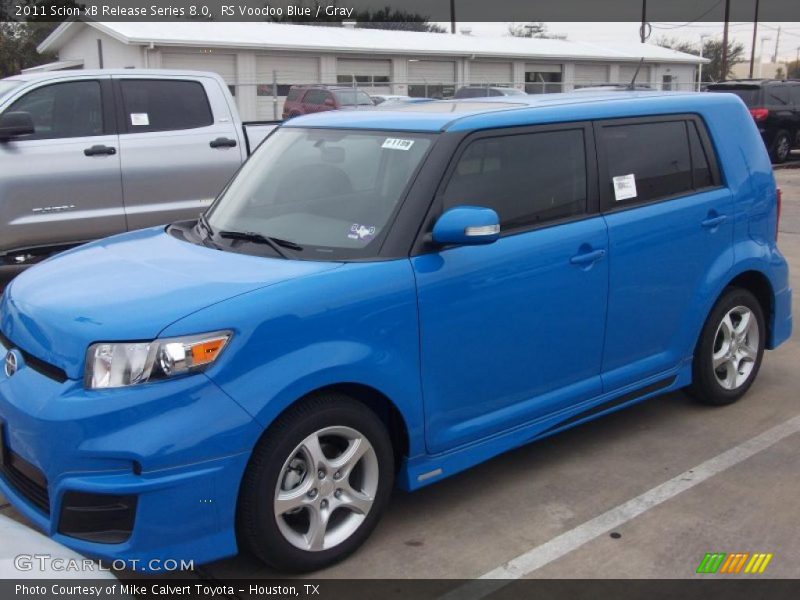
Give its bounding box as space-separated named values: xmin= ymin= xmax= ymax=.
xmin=649 ymin=0 xmax=724 ymax=30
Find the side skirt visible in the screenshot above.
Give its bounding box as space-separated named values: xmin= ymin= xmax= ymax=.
xmin=398 ymin=363 xmax=690 ymax=491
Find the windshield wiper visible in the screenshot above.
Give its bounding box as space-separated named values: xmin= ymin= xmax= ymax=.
xmin=196 ymin=213 xmax=221 ymax=248
xmin=218 ymin=230 xmax=303 ymax=259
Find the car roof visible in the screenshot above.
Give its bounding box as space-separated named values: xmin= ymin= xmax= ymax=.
xmin=2 ymin=68 xmax=228 ymax=83
xmin=282 ymin=90 xmax=744 ymax=133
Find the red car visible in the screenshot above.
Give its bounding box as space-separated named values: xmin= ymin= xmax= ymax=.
xmin=282 ymin=85 xmax=375 ymax=119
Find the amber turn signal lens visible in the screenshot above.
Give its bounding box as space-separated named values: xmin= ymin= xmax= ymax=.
xmin=190 ymin=338 xmax=227 ymax=366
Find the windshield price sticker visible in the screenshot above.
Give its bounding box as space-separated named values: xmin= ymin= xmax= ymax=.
xmin=382 ymin=138 xmax=415 ymax=151
xmin=612 ymin=173 xmax=637 ymax=201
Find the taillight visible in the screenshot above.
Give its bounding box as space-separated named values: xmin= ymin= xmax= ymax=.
xmin=776 ymin=188 xmax=782 ymax=241
xmin=749 ymin=108 xmax=769 ymax=122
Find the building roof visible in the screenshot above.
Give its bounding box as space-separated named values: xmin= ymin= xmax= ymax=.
xmin=39 ymin=21 xmax=707 ymax=65
xmin=283 ymin=90 xmax=735 ymax=132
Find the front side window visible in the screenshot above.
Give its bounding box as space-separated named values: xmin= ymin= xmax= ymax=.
xmin=7 ymin=80 xmax=103 ymax=140
xmin=443 ymin=129 xmax=587 ymax=231
xmin=602 ymin=121 xmax=692 ymax=204
xmin=120 ymin=80 xmax=213 ymax=132
xmin=207 ymin=128 xmax=434 ymax=259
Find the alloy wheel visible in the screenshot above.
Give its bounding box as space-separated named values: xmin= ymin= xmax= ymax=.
xmin=273 ymin=426 xmax=379 ymax=552
xmin=712 ymin=305 xmax=760 ymax=391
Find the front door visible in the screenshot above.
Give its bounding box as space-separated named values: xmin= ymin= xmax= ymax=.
xmin=413 ymin=124 xmax=609 ymax=454
xmin=0 ymin=77 xmax=124 ymax=256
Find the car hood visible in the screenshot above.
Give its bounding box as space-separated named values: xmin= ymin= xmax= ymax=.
xmin=0 ymin=227 xmax=342 ymax=379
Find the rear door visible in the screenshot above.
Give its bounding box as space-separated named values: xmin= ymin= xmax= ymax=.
xmin=114 ymin=76 xmax=244 ymax=231
xmin=596 ymin=116 xmax=732 ymax=392
xmin=413 ymin=124 xmax=609 ymax=454
xmin=0 ymin=76 xmax=124 ymax=256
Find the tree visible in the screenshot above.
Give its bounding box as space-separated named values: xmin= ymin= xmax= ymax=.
xmin=508 ymin=22 xmax=550 ymax=39
xmin=787 ymin=60 xmax=800 ymax=79
xmin=656 ymin=36 xmax=745 ymax=82
xmin=268 ymin=2 xmax=445 ymax=33
xmin=0 ymin=22 xmax=58 ymax=78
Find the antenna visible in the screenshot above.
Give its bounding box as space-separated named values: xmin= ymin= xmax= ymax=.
xmin=628 ymin=58 xmax=645 ymax=90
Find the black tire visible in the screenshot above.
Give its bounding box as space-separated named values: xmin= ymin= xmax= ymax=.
xmin=237 ymin=393 xmax=394 ymax=572
xmin=688 ymin=287 xmax=765 ymax=406
xmin=770 ymin=130 xmax=791 ymax=164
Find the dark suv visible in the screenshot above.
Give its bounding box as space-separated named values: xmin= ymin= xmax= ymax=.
xmin=282 ymin=85 xmax=374 ymax=119
xmin=706 ymin=80 xmax=800 ymax=163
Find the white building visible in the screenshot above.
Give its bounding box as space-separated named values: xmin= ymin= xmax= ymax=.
xmin=37 ymin=21 xmax=706 ymax=120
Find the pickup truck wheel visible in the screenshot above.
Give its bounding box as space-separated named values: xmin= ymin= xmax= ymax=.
xmin=688 ymin=287 xmax=765 ymax=406
xmin=238 ymin=393 xmax=394 ymax=572
xmin=771 ymin=130 xmax=791 ymax=163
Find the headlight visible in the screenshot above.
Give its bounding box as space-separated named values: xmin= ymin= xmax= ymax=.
xmin=85 ymin=331 xmax=232 ymax=389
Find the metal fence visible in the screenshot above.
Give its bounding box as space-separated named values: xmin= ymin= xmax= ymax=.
xmin=230 ymin=78 xmax=702 ymax=120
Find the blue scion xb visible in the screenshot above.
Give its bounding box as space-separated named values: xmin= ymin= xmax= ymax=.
xmin=0 ymin=92 xmax=792 ymax=572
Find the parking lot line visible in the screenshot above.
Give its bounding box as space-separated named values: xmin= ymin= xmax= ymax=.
xmin=442 ymin=413 xmax=800 ymax=599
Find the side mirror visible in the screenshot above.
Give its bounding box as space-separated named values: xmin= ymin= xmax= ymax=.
xmin=323 ymin=97 xmax=335 ymax=107
xmin=432 ymin=206 xmax=500 ymax=246
xmin=0 ymin=111 xmax=35 ymax=140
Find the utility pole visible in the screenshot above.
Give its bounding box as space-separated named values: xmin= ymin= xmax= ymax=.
xmin=720 ymin=0 xmax=731 ymax=81
xmin=640 ymin=0 xmax=647 ymax=43
xmin=450 ymin=0 xmax=456 ymax=34
xmin=748 ymin=0 xmax=760 ymax=78
xmin=772 ymin=26 xmax=781 ymax=63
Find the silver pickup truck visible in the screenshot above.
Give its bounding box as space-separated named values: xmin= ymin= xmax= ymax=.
xmin=0 ymin=69 xmax=277 ymax=284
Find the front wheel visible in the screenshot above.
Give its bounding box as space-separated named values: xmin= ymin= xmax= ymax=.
xmin=688 ymin=287 xmax=765 ymax=406
xmin=238 ymin=394 xmax=394 ymax=572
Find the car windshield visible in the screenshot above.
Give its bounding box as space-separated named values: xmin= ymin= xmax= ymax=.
xmin=334 ymin=90 xmax=374 ymax=106
xmin=207 ymin=128 xmax=435 ymax=259
xmin=0 ymin=80 xmax=22 ymax=101
xmin=706 ymin=86 xmax=761 ymax=107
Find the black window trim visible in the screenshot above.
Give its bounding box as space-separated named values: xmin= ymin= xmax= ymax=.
xmin=113 ymin=78 xmax=215 ymax=134
xmin=595 ymin=113 xmax=723 ymax=215
xmin=411 ymin=120 xmax=599 ymax=255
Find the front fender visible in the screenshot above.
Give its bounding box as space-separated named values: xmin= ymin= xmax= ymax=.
xmin=160 ymin=259 xmax=426 ymax=458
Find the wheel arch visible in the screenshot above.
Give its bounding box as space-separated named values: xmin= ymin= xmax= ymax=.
xmin=723 ymin=269 xmax=775 ymax=346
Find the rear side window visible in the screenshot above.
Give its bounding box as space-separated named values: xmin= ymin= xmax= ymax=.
xmin=303 ymin=90 xmax=327 ymax=105
xmin=286 ymin=88 xmax=302 ymax=102
xmin=688 ymin=122 xmax=713 ymax=189
xmin=120 ymin=80 xmax=213 ymax=132
xmin=443 ymin=129 xmax=587 ymax=230
xmin=602 ymin=121 xmax=692 ymax=203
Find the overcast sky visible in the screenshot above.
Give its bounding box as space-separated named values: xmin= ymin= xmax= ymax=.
xmin=438 ymin=22 xmax=800 ymax=62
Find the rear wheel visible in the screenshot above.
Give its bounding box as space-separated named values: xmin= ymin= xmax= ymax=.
xmin=238 ymin=394 xmax=394 ymax=572
xmin=771 ymin=130 xmax=791 ymax=164
xmin=688 ymin=287 xmax=765 ymax=406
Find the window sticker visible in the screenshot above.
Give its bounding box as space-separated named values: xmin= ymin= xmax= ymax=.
xmin=348 ymin=223 xmax=376 ymax=241
xmin=612 ymin=173 xmax=637 ymax=201
xmin=382 ymin=138 xmax=415 ymax=151
xmin=130 ymin=113 xmax=150 ymax=126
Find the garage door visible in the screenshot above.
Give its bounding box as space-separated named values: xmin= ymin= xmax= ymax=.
xmin=470 ymin=61 xmax=513 ymax=86
xmin=619 ymin=64 xmax=651 ymax=85
xmin=162 ymin=52 xmax=236 ymax=83
xmin=254 ymin=54 xmax=320 ymax=120
xmin=408 ymin=60 xmax=456 ymax=98
xmin=574 ymin=63 xmax=610 ymax=87
xmin=337 ymin=58 xmax=391 ymax=95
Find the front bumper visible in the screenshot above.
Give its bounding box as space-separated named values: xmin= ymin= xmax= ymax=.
xmin=0 ymin=347 xmax=262 ymax=569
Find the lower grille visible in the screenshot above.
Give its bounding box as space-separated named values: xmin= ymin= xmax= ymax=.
xmin=0 ymin=450 xmax=50 ymax=515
